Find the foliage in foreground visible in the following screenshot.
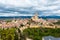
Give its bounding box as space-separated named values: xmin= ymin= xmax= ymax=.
xmin=0 ymin=28 xmax=16 ymax=40
xmin=0 ymin=27 xmax=60 ymax=40
xmin=23 ymin=28 xmax=60 ymax=40
xmin=0 ymin=27 xmax=26 ymax=40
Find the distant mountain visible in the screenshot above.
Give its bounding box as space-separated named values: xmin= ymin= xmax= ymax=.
xmin=0 ymin=16 xmax=60 ymax=19
xmin=40 ymin=16 xmax=60 ymax=19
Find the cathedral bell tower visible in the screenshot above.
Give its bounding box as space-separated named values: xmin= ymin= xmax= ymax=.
xmin=31 ymin=12 xmax=39 ymax=21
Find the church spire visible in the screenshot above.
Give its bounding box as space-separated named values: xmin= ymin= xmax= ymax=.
xmin=34 ymin=12 xmax=38 ymax=17
xmin=35 ymin=12 xmax=38 ymax=16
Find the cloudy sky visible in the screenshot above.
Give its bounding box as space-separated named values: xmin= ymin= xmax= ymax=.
xmin=0 ymin=0 xmax=60 ymax=16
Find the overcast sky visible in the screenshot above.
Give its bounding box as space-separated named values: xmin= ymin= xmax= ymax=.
xmin=0 ymin=0 xmax=60 ymax=16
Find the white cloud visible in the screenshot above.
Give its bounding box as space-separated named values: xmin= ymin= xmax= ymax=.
xmin=0 ymin=0 xmax=48 ymax=7
xmin=0 ymin=12 xmax=33 ymax=16
xmin=0 ymin=0 xmax=60 ymax=16
xmin=0 ymin=0 xmax=33 ymax=7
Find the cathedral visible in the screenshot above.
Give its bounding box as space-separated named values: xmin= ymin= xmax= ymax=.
xmin=31 ymin=13 xmax=39 ymax=21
